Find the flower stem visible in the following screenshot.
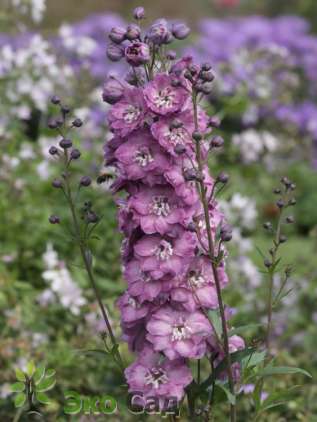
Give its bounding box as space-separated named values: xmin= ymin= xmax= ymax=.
xmin=192 ymin=94 xmax=236 ymax=422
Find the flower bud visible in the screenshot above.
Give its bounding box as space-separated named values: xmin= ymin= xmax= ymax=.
xmin=279 ymin=235 xmax=287 ymax=243
xmin=86 ymin=211 xmax=99 ymax=224
xmin=109 ymin=26 xmax=126 ymax=44
xmin=72 ymin=118 xmax=83 ymax=128
xmin=125 ymin=42 xmax=150 ymax=66
xmin=133 ymin=6 xmax=145 ymax=20
xmin=49 ymin=215 xmax=60 ymax=224
xmin=276 ymin=199 xmax=284 ymax=209
xmin=52 ymin=179 xmax=63 ymax=188
xmin=273 ymin=188 xmax=281 ymax=194
xmin=200 ymin=70 xmax=215 ymax=82
xmin=170 ymin=119 xmax=183 ymax=130
xmin=187 ymin=222 xmax=196 ymax=232
xmin=286 ymin=216 xmax=294 ymax=224
xmin=288 ymin=198 xmax=296 ymax=206
xmin=184 ymin=168 xmax=198 ymax=181
xmin=263 ymin=222 xmax=272 ymax=230
xmin=70 ymin=149 xmax=81 ymax=160
xmin=208 ymin=116 xmax=221 ymax=128
xmin=174 ymin=144 xmax=186 ymax=155
xmin=49 ymin=146 xmax=58 ymax=156
xmin=107 ymin=43 xmax=124 ymax=62
xmin=264 ymin=259 xmax=272 ymax=268
xmin=80 ymin=176 xmax=92 ymax=187
xmin=48 ymin=119 xmax=58 ymax=129
xmin=147 ymin=19 xmax=170 ymax=45
xmin=172 ymin=22 xmax=191 ymax=40
xmin=102 ymin=77 xmax=124 ymax=104
xmin=126 ymin=24 xmax=141 ymax=41
xmin=192 ymin=131 xmax=202 ymax=141
xmin=59 ymin=138 xmax=72 ymax=149
xmin=201 ymin=82 xmax=213 ymax=95
xmin=220 ymin=224 xmax=232 ymax=242
xmin=61 ymin=105 xmax=70 ymax=115
xmin=217 ymin=172 xmax=229 ymax=184
xmin=51 ymin=95 xmax=60 ymax=105
xmin=210 ymin=135 xmax=224 ymax=148
xmin=166 ymin=50 xmax=176 ymax=60
xmin=202 ymin=62 xmax=212 ymax=71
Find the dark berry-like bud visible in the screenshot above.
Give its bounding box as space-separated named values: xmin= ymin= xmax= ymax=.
xmin=72 ymin=118 xmax=83 ymax=128
xmin=264 ymin=259 xmax=272 ymax=268
xmin=273 ymin=188 xmax=281 ymax=194
xmin=217 ymin=172 xmax=229 ymax=184
xmin=51 ymin=95 xmax=60 ymax=105
xmin=187 ymin=222 xmax=196 ymax=232
xmin=184 ymin=168 xmax=198 ymax=181
xmin=49 ymin=215 xmax=60 ymax=224
xmin=184 ymin=70 xmax=193 ymax=81
xmin=202 ymin=62 xmax=212 ymax=71
xmin=86 ymin=211 xmax=99 ymax=224
xmin=49 ymin=146 xmax=58 ymax=156
xmin=109 ymin=26 xmax=126 ymax=44
xmin=174 ymin=144 xmax=186 ymax=155
xmin=279 ymin=235 xmax=287 ymax=243
xmin=200 ymin=70 xmax=215 ymax=82
xmin=286 ymin=215 xmax=295 ymax=224
xmin=133 ymin=6 xmax=145 ymax=20
xmin=59 ymin=138 xmax=72 ymax=149
xmin=207 ymin=116 xmax=221 ymax=128
xmin=61 ymin=105 xmax=71 ymax=114
xmin=263 ymin=222 xmax=272 ymax=230
xmin=289 ymin=198 xmax=296 ymax=206
xmin=48 ymin=119 xmax=58 ymax=129
xmin=276 ymin=199 xmax=284 ymax=209
xmin=80 ymin=176 xmax=92 ymax=187
xmin=56 ymin=117 xmax=64 ymax=127
xmin=281 ymin=176 xmax=291 ymax=187
xmin=70 ymin=149 xmax=81 ymax=160
xmin=220 ymin=224 xmax=233 ymax=242
xmin=52 ymin=179 xmax=63 ymax=188
xmin=211 ymin=135 xmax=224 ymax=148
xmin=192 ymin=131 xmax=202 ymax=141
xmin=290 ymin=183 xmax=296 ymax=191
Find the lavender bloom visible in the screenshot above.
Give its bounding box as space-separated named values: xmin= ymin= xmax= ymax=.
xmin=125 ymin=42 xmax=150 ymax=66
xmin=147 ymin=19 xmax=171 ymax=45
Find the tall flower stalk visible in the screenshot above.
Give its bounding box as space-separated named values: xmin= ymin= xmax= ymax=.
xmin=103 ymin=7 xmax=244 ymax=419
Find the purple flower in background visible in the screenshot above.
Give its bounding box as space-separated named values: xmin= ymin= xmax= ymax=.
xmin=144 ymin=74 xmax=187 ymax=115
xmin=147 ymin=306 xmax=212 ymax=359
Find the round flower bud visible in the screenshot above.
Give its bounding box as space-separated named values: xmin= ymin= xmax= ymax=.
xmin=279 ymin=235 xmax=287 ymax=243
xmin=107 ymin=43 xmax=124 ymax=62
xmin=202 ymin=62 xmax=212 ymax=71
xmin=49 ymin=215 xmax=60 ymax=224
xmin=290 ymin=183 xmax=296 ymax=191
xmin=61 ymin=105 xmax=71 ymax=115
xmin=86 ymin=211 xmax=99 ymax=224
xmin=59 ymin=138 xmax=72 ymax=149
xmin=48 ymin=119 xmax=58 ymax=129
xmin=263 ymin=222 xmax=272 ymax=230
xmin=49 ymin=146 xmax=58 ymax=156
xmin=174 ymin=144 xmax=186 ymax=155
xmin=70 ymin=149 xmax=81 ymax=160
xmin=288 ymin=198 xmax=296 ymax=206
xmin=276 ymin=199 xmax=284 ymax=209
xmin=172 ymin=22 xmax=191 ymax=40
xmin=102 ymin=77 xmax=124 ymax=104
xmin=192 ymin=131 xmax=202 ymax=141
xmin=211 ymin=135 xmax=224 ymax=148
xmin=220 ymin=224 xmax=233 ymax=242
xmin=125 ymin=42 xmax=150 ymax=66
xmin=216 ymin=172 xmax=229 ymax=184
xmin=51 ymin=95 xmax=60 ymax=105
xmin=80 ymin=176 xmax=92 ymax=187
xmin=201 ymin=82 xmax=213 ymax=95
xmin=273 ymin=188 xmax=281 ymax=194
xmin=166 ymin=50 xmax=177 ymax=60
xmin=72 ymin=118 xmax=83 ymax=128
xmin=207 ymin=116 xmax=221 ymax=128
xmin=147 ymin=19 xmax=169 ymax=45
xmin=109 ymin=26 xmax=126 ymax=44
xmin=126 ymin=24 xmax=141 ymax=41
xmin=133 ymin=6 xmax=145 ymax=20
xmin=184 ymin=168 xmax=198 ymax=181
xmin=264 ymin=259 xmax=272 ymax=268
xmin=200 ymin=70 xmax=215 ymax=82
xmin=52 ymin=179 xmax=63 ymax=189
xmin=286 ymin=215 xmax=295 ymax=224
xmin=187 ymin=222 xmax=196 ymax=232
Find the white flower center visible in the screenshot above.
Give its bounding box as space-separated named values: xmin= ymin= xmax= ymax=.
xmin=134 ymin=147 xmax=154 ymax=167
xmin=128 ymin=296 xmax=140 ymax=309
xmin=123 ymin=105 xmax=141 ymax=124
xmin=171 ymin=320 xmax=192 ymax=341
xmin=165 ymin=128 xmax=186 ymax=145
xmin=145 ymin=367 xmax=169 ymax=389
xmin=188 ymin=270 xmax=207 ymax=288
xmin=155 ymin=240 xmax=173 ymax=261
xmin=150 ymin=195 xmax=170 ymax=217
xmin=153 ymin=88 xmax=175 ymax=109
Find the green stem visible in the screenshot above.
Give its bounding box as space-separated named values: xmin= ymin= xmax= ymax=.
xmin=192 ymin=93 xmax=236 ymax=422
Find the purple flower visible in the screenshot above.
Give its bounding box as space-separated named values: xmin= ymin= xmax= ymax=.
xmin=133 ymin=7 xmax=145 ymax=20
xmin=147 ymin=19 xmax=171 ymax=45
xmin=108 ymin=88 xmax=146 ymax=136
xmin=144 ymin=74 xmax=187 ymax=115
xmin=146 ymin=306 xmax=212 ymax=359
xmin=128 ymin=185 xmax=195 ymax=234
xmin=113 ymin=130 xmax=170 ymax=183
xmin=134 ymin=231 xmax=196 ymax=279
xmin=109 ymin=26 xmax=126 ymax=44
xmin=125 ymin=346 xmax=192 ymax=406
xmin=102 ymin=76 xmax=126 ymax=104
xmin=117 ymin=291 xmax=151 ymax=324
xmin=125 ymin=42 xmax=150 ymax=66
xmin=172 ymin=22 xmax=191 ymax=40
xmin=106 ymin=42 xmax=125 ymax=62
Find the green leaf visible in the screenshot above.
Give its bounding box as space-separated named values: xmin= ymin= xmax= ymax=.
xmin=36 ymin=376 xmax=56 ymax=392
xmin=26 ymin=361 xmax=35 ymax=377
xmin=229 ymin=324 xmax=263 ymax=336
xmin=11 ymin=382 xmax=25 ymax=393
xmin=15 ymin=368 xmax=26 ymax=382
xmin=14 ymin=393 xmax=26 ymax=408
xmin=242 ymin=351 xmax=266 ymax=369
xmin=256 ymin=366 xmax=312 ymax=379
xmin=36 ymin=392 xmax=50 ymax=405
xmin=34 ymin=364 xmax=46 ymax=385
xmin=214 ymin=381 xmax=236 ymax=405
xmin=45 ymin=369 xmax=56 ymax=378
xmin=208 ymin=309 xmax=222 ymax=338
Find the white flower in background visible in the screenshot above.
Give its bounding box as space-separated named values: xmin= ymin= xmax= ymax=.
xmin=232 ymin=129 xmax=278 ymax=163
xmin=40 ymin=244 xmax=86 ymax=315
xmin=220 ymin=193 xmax=257 ymax=230
xmin=0 ymin=383 xmax=11 ymax=399
xmin=230 ymin=256 xmax=262 ymax=288
xmin=11 ymin=0 xmax=46 ymax=23
xmin=59 ymin=24 xmax=97 ymax=58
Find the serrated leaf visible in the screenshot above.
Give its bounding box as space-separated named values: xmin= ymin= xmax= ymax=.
xmin=256 ymin=366 xmax=311 ymax=379
xmin=214 ymin=381 xmax=236 ymax=405
xmin=26 ymin=361 xmax=35 ymax=377
xmin=11 ymin=382 xmax=25 ymax=393
xmin=14 ymin=393 xmax=26 ymax=408
xmin=36 ymin=377 xmax=56 ymax=392
xmin=34 ymin=365 xmax=46 ymax=385
xmin=15 ymin=368 xmax=26 ymax=382
xmin=229 ymin=324 xmax=263 ymax=336
xmin=36 ymin=392 xmax=50 ymax=405
xmin=45 ymin=369 xmax=56 ymax=378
